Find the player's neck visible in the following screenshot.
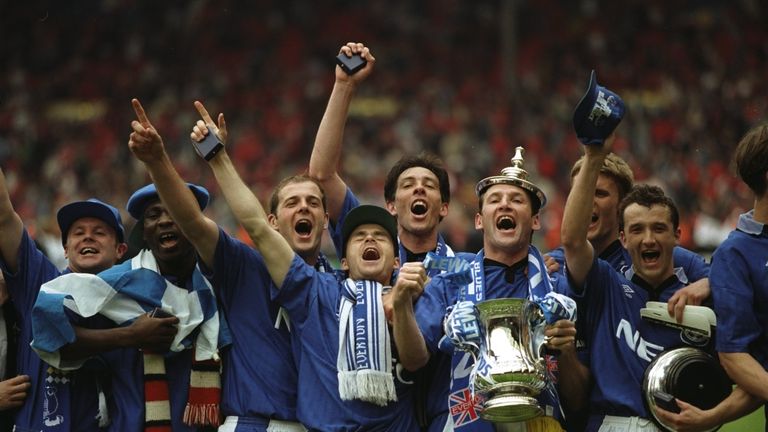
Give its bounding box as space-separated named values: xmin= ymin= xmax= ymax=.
xmin=299 ymin=249 xmax=319 ymax=267
xmin=483 ymin=244 xmax=529 ymax=267
xmin=753 ymin=197 xmax=768 ymax=225
xmin=397 ymin=229 xmax=438 ymax=255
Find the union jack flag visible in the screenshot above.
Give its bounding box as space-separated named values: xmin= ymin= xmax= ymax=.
xmin=449 ymin=388 xmax=483 ymax=427
xmin=545 ymin=354 xmax=559 ymax=383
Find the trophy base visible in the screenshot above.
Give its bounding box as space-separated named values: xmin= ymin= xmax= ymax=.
xmin=481 ymin=394 xmax=543 ymax=423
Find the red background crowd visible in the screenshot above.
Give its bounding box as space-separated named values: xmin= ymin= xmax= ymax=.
xmin=1 ymin=0 xmax=765 ymax=265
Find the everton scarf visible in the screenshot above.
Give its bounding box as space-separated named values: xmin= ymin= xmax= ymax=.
xmin=31 ymin=249 xmax=227 ymax=428
xmin=337 ymin=279 xmax=396 ymax=406
xmin=398 ymin=233 xmax=454 ymax=278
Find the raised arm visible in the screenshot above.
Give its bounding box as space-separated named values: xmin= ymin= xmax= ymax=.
xmin=0 ymin=169 xmax=24 ymax=273
xmin=127 ymin=99 xmax=220 ymax=267
xmin=192 ymin=104 xmax=294 ymax=287
xmin=308 ymin=42 xmax=376 ymax=223
xmin=561 ymin=137 xmax=614 ymax=288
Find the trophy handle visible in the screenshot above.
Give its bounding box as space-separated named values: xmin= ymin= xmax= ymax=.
xmin=527 ymin=303 xmax=548 ymax=359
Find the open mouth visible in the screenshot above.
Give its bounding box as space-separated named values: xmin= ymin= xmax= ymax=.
xmin=641 ymin=250 xmax=661 ymax=263
xmin=362 ymin=247 xmax=380 ymax=261
xmin=79 ymin=247 xmax=98 ymax=255
xmin=590 ymin=213 xmax=599 ymax=223
xmin=295 ymin=219 xmax=313 ymax=237
xmin=159 ymin=232 xmax=179 ymax=247
xmin=411 ymin=200 xmax=428 ymax=216
xmin=496 ymin=216 xmax=516 ymax=230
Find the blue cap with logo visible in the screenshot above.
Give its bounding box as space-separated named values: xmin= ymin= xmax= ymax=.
xmin=573 ymin=70 xmax=626 ymax=145
xmin=57 ymin=198 xmax=126 ymax=245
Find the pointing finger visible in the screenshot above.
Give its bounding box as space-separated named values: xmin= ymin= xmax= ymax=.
xmin=194 ymin=100 xmax=215 ymax=125
xmin=131 ymin=98 xmax=151 ymax=127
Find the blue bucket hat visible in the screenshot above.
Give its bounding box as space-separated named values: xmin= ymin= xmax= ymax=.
xmin=573 ymin=70 xmax=626 ymax=145
xmin=126 ymin=183 xmax=210 ymax=220
xmin=340 ymin=205 xmax=398 ymax=258
xmin=57 ymin=198 xmax=126 ymax=245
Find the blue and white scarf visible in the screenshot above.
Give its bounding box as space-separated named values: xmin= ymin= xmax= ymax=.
xmin=31 ymin=249 xmax=225 ymax=370
xmin=399 ymin=233 xmax=454 ymax=277
xmin=337 ymin=279 xmax=396 ymax=406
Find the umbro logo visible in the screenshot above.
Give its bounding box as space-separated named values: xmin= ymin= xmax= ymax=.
xmin=622 ymin=284 xmax=634 ymax=298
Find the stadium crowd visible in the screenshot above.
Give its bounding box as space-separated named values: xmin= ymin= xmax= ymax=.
xmin=1 ymin=0 xmax=765 ymax=265
xmin=1 ymin=1 xmax=768 ymax=431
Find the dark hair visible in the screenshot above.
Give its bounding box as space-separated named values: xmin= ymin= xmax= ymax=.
xmin=619 ymin=184 xmax=679 ymax=231
xmin=269 ymin=175 xmax=327 ymax=214
xmin=383 ymin=153 xmax=450 ymax=204
xmin=733 ymin=123 xmax=768 ymax=196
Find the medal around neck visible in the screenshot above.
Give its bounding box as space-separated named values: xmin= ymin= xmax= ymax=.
xmin=572 ymin=70 xmax=626 ymax=145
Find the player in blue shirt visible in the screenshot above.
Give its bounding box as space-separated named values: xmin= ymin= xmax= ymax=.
xmin=546 ymin=151 xmax=712 ymax=430
xmin=0 ymin=166 xmax=128 ymax=431
xmin=128 ymin=99 xmax=346 ymax=431
xmin=546 ymin=152 xmax=711 ymax=321
xmin=392 ymin=147 xmax=582 ymax=432
xmin=562 ymin=134 xmax=761 ymax=431
xmin=309 ymin=41 xmax=458 ymax=431
xmin=190 ymin=125 xmax=423 ymax=430
xmin=711 ymin=123 xmax=768 ymax=430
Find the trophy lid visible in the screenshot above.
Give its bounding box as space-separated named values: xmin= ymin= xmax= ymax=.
xmin=475 ymin=146 xmax=547 ymax=210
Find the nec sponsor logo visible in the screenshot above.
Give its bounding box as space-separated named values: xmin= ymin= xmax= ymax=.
xmin=616 ymin=319 xmax=664 ymax=362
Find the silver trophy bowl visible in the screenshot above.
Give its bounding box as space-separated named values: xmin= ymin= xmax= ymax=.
xmin=474 ymin=298 xmax=549 ymax=423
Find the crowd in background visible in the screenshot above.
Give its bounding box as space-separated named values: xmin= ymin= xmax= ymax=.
xmin=1 ymin=0 xmax=766 ymax=266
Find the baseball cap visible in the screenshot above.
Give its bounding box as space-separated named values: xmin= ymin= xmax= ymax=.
xmin=126 ymin=183 xmax=210 ymax=220
xmin=340 ymin=205 xmax=398 ymax=258
xmin=57 ymin=199 xmax=125 ymax=245
xmin=572 ymin=70 xmax=626 ymax=145
xmin=475 ymin=146 xmax=547 ymax=211
xmin=125 ymin=183 xmax=210 ymax=254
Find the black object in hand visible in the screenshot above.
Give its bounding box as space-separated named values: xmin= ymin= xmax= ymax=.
xmin=192 ymin=126 xmax=223 ymax=161
xmin=335 ymin=53 xmax=367 ymax=75
xmin=653 ymin=391 xmax=681 ymax=414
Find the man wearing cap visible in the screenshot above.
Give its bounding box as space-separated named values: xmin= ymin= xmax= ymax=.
xmin=392 ymin=147 xmax=582 ymax=432
xmin=0 ymin=167 xmax=127 ymax=430
xmin=126 ymin=98 xmax=334 ymax=431
xmin=310 ymin=41 xmax=456 ymax=431
xmin=561 ymin=132 xmax=762 ymax=431
xmin=168 ymin=101 xmax=425 ymax=428
xmin=25 ymin=175 xmax=225 ymax=430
